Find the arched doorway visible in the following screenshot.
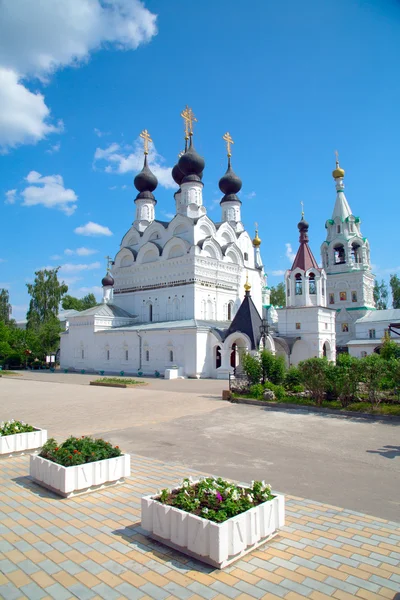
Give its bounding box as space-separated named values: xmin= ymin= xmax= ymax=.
xmin=215 ymin=345 xmax=222 ymax=369
xmin=230 ymin=343 xmax=237 ymax=368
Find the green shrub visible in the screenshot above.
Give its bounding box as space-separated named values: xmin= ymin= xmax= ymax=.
xmin=298 ymin=357 xmax=329 ymax=406
xmin=242 ymin=353 xmax=262 ymax=385
xmin=39 ymin=436 xmax=122 ymax=467
xmin=290 ymin=384 xmax=305 ymax=394
xmin=249 ymin=384 xmax=264 ymax=399
xmin=284 ymin=366 xmax=302 ymax=390
xmin=264 ymin=382 xmax=286 ymax=400
xmin=260 ymin=351 xmax=286 ymax=385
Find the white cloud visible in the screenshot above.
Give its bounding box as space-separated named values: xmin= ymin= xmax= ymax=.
xmin=58 ymin=262 xmax=101 ymax=273
xmin=94 ymin=137 xmax=175 ymax=189
xmin=245 ymin=191 xmax=256 ymax=200
xmin=163 ymin=212 xmax=175 ymax=219
xmin=94 ymin=128 xmax=109 ymax=138
xmin=0 ymin=0 xmax=157 ymax=151
xmin=60 ymin=276 xmax=83 ymax=286
xmin=285 ymin=242 xmax=296 ymax=263
xmin=0 ymin=68 xmax=63 ymax=151
xmin=5 ymin=189 xmax=17 ymax=204
xmin=50 ymin=254 xmax=62 ymax=260
xmin=0 ymin=259 xmax=6 ymax=263
xmin=79 ymin=285 xmax=103 ymax=297
xmin=74 ymin=221 xmax=113 ymax=236
xmin=21 ymin=171 xmax=78 ymax=215
xmin=46 ymin=141 xmax=61 ymax=154
xmin=271 ymin=270 xmax=285 ymax=276
xmin=65 ymin=247 xmax=98 ymax=256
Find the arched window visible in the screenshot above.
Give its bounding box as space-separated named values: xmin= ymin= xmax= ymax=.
xmin=351 ymin=243 xmax=361 ymax=264
xmin=169 ymin=350 xmax=174 ymax=362
xmin=309 ymin=273 xmax=316 ymax=295
xmin=81 ymin=349 xmax=84 ymax=359
xmin=106 ymin=349 xmax=110 ymax=360
xmin=145 ymin=350 xmax=150 ymax=361
xmin=337 ymin=225 xmax=341 ymax=233
xmin=149 ymin=303 xmax=153 ymax=322
xmin=227 ymin=302 xmax=233 ymax=321
xmin=215 ymin=345 xmax=222 ymax=368
xmin=172 ymin=298 xmax=180 ymax=320
xmin=334 ymin=244 xmax=346 ymax=264
xmin=287 ymin=282 xmax=290 ymax=297
xmin=295 ymin=274 xmax=302 ymax=295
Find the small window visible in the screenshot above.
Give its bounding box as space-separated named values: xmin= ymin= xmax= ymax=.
xmin=322 ymin=281 xmax=325 ymax=296
xmin=106 ymin=350 xmax=110 ymax=360
xmin=369 ymin=329 xmax=376 ymax=339
xmin=81 ymin=349 xmax=84 ymax=359
xmin=295 ymin=322 xmax=301 ymax=330
xmin=287 ymin=283 xmax=290 ymax=297
xmin=340 ymin=291 xmax=347 ymax=301
xmin=227 ymin=302 xmax=232 ymax=321
xmin=361 ymin=351 xmax=367 ymax=358
xmin=309 ymin=273 xmax=316 ymax=295
xmin=244 ymin=252 xmax=248 ymax=261
xmin=329 ymin=293 xmax=334 ymax=305
xmin=145 ymin=350 xmax=150 ymax=361
xmin=325 ymin=323 xmax=328 ymax=330
xmin=351 ymin=291 xmax=357 ymax=303
xmin=295 ymin=274 xmax=302 ymax=295
xmin=342 ymin=323 xmax=349 ymax=332
xmin=337 ymin=225 xmax=341 ymax=233
xmin=169 ymin=350 xmax=174 ymax=362
xmin=350 ymin=223 xmax=354 ymax=232
xmin=125 ymin=349 xmax=129 ymax=361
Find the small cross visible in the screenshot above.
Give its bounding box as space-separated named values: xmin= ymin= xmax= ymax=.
xmin=223 ymin=132 xmax=234 ymax=157
xmin=140 ymin=129 xmax=152 ymax=155
xmin=180 ymin=105 xmax=197 ymax=137
xmin=300 ymin=201 xmax=304 ymax=217
xmin=335 ymin=149 xmax=339 ymax=165
xmin=254 ymin=221 xmax=258 ymax=231
xmin=105 ymin=255 xmax=112 ymax=272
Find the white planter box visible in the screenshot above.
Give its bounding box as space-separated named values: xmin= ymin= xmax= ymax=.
xmin=141 ymin=484 xmax=285 ymax=568
xmin=30 ymin=453 xmax=130 ymax=497
xmin=0 ymin=428 xmax=47 ymax=458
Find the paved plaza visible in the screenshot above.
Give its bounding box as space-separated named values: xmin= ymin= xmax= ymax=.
xmin=1 ymin=373 xmax=399 ymax=599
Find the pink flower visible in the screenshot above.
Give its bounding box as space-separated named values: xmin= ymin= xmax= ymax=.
xmin=216 ymin=492 xmax=223 ymax=502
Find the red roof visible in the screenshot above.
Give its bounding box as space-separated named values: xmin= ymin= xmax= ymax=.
xmin=291 ymin=241 xmax=320 ymax=272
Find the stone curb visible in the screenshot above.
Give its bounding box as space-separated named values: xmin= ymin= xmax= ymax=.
xmin=228 ymin=396 xmax=400 ymax=421
xmin=89 ymin=381 xmax=127 ymax=388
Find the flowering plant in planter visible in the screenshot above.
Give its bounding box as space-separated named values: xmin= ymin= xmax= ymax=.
xmin=0 ymin=420 xmax=35 ymax=436
xmin=39 ymin=436 xmax=122 ymax=467
xmin=158 ymin=477 xmax=274 ymax=523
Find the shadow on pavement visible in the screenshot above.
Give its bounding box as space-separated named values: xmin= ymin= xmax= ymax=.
xmin=366 ymin=445 xmax=400 ymax=459
xmin=12 ymin=475 xmax=61 ymax=499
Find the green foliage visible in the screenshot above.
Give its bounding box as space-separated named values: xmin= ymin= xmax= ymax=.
xmin=380 ymin=335 xmax=400 ymax=361
xmin=242 ymin=353 xmax=262 ymax=384
xmin=0 ymin=289 xmax=12 ymax=323
xmin=298 ymin=357 xmax=329 ymax=406
xmin=390 ymin=274 xmax=400 ymax=309
xmin=0 ymin=419 xmax=35 ymax=436
xmin=62 ymin=293 xmax=97 ymax=312
xmin=361 ymin=354 xmax=389 ymax=408
xmin=94 ymin=377 xmax=143 ymax=385
xmin=270 ymin=282 xmax=286 ymax=307
xmin=326 ymin=353 xmax=362 ymax=408
xmin=26 ymin=268 xmax=68 ymax=332
xmin=249 ymin=384 xmax=264 ymax=399
xmin=373 ymin=279 xmax=389 ymax=310
xmin=263 ymin=381 xmax=286 ymax=400
xmin=158 ymin=477 xmax=274 ymax=523
xmin=284 ymin=366 xmax=303 ymax=390
xmin=39 ymin=436 xmax=122 ymax=467
xmin=260 ymin=350 xmax=286 ymax=385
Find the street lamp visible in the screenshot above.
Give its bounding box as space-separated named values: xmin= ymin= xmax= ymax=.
xmin=259 ymin=317 xmax=269 ymax=350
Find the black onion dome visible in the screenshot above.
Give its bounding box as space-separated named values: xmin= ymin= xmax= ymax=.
xmin=102 ymin=273 xmax=114 ymax=287
xmin=134 ymin=155 xmax=158 ymax=193
xmin=298 ymin=216 xmax=309 ymax=232
xmin=219 ymin=159 xmax=242 ymax=195
xmin=178 ymin=138 xmax=205 ymax=177
xmin=172 ymin=163 xmax=184 ymax=186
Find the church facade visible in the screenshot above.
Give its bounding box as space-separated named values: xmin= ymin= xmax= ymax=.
xmin=60 ymin=109 xmax=376 ymax=377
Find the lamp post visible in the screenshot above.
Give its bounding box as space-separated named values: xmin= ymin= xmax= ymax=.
xmin=259 ymin=315 xmax=270 ymax=384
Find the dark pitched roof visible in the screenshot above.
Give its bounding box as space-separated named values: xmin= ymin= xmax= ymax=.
xmin=224 ymin=291 xmax=262 ymax=350
xmin=291 ymin=217 xmax=320 ymax=272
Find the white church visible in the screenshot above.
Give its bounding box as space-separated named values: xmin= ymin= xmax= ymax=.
xmin=60 ymin=108 xmax=379 ymax=377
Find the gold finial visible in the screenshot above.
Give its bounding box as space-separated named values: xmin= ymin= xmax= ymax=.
xmin=222 ymin=132 xmax=234 ymax=157
xmin=105 ymin=255 xmax=112 ymax=273
xmin=139 ymin=129 xmax=152 ymax=155
xmin=253 ymin=221 xmax=261 ymax=247
xmin=244 ymin=272 xmax=251 ymax=292
xmin=332 ymin=149 xmax=345 ymax=179
xmin=300 ymin=201 xmax=304 ymax=218
xmin=180 ymin=105 xmax=197 ymax=138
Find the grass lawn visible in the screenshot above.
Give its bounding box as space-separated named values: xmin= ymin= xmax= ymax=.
xmin=0 ymin=371 xmax=23 ymax=376
xmin=93 ymin=377 xmax=146 ymax=386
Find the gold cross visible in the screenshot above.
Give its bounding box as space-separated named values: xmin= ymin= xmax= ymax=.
xmin=105 ymin=255 xmax=112 ymax=272
xmin=335 ymin=149 xmax=339 ymax=166
xmin=223 ymin=132 xmax=234 ymax=157
xmin=180 ymin=105 xmax=197 ymax=138
xmin=140 ymin=129 xmax=152 ymax=155
xmin=300 ymin=201 xmax=304 ymax=217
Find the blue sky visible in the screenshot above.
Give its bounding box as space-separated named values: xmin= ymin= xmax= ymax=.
xmin=1 ymin=0 xmax=400 ymax=319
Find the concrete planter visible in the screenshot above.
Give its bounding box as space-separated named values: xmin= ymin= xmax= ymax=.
xmin=30 ymin=453 xmax=130 ymax=497
xmin=0 ymin=428 xmax=47 ymax=458
xmin=141 ymin=483 xmax=285 ymax=568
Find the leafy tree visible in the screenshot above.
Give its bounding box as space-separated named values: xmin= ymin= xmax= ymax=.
xmin=284 ymin=366 xmax=302 ymax=390
xmin=298 ymin=357 xmax=329 ymax=406
xmin=242 ymin=353 xmax=262 ymax=385
xmin=62 ymin=293 xmax=97 ymax=311
xmin=0 ymin=289 xmax=12 ymax=323
xmin=26 ymin=268 xmax=68 ymax=331
xmin=327 ymin=354 xmax=361 ymax=407
xmin=270 ymin=282 xmax=286 ymax=307
xmin=373 ymin=279 xmax=388 ymax=310
xmin=361 ymin=354 xmax=388 ymax=408
xmin=260 ymin=350 xmax=286 ymax=385
xmin=390 ymin=274 xmax=400 ymax=309
xmin=380 ymin=332 xmax=400 ymax=361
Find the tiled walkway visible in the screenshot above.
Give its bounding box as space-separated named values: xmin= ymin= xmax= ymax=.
xmin=0 ymin=454 xmax=399 ymax=600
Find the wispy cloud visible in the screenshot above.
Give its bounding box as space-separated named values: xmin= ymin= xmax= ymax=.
xmin=64 ymin=247 xmax=98 ymax=256
xmin=94 ymin=128 xmax=110 ymax=138
xmin=79 ymin=285 xmax=103 ymax=297
xmin=245 ymin=191 xmax=256 ymax=200
xmin=271 ymin=270 xmax=285 ymax=276
xmin=46 ymin=142 xmax=61 ymax=154
xmin=162 ymin=211 xmax=175 ymax=220
xmin=74 ymin=222 xmax=112 ymax=237
xmin=58 ymin=262 xmax=101 ymax=273
xmin=20 ymin=171 xmax=77 ymax=215
xmin=285 ymin=242 xmax=296 ymax=263
xmin=94 ymin=137 xmax=175 ymax=189
xmin=5 ymin=189 xmax=17 ymax=204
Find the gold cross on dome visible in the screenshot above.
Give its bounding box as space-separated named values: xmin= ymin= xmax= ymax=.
xmin=140 ymin=129 xmax=152 ymax=155
xmin=223 ymin=132 xmax=234 ymax=157
xmin=180 ymin=105 xmax=197 ymax=138
xmin=300 ymin=201 xmax=304 ymax=217
xmin=105 ymin=255 xmax=112 ymax=273
xmin=335 ymin=149 xmax=339 ymax=166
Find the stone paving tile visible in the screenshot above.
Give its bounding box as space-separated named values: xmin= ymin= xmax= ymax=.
xmin=0 ymin=455 xmax=399 ymax=600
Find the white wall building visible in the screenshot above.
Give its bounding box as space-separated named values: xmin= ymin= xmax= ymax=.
xmin=347 ymin=309 xmax=400 ymax=357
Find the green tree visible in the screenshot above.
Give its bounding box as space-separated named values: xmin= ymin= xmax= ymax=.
xmin=361 ymin=354 xmax=389 ymax=408
xmin=327 ymin=354 xmax=361 ymax=408
xmin=380 ymin=332 xmax=400 ymax=361
xmin=298 ymin=357 xmax=329 ymax=406
xmin=270 ymin=282 xmax=286 ymax=307
xmin=62 ymin=293 xmax=97 ymax=311
xmin=242 ymin=353 xmax=262 ymax=385
xmin=0 ymin=289 xmax=12 ymax=323
xmin=390 ymin=274 xmax=400 ymax=309
xmin=26 ymin=268 xmax=68 ymax=331
xmin=260 ymin=350 xmax=286 ymax=385
xmin=373 ymin=279 xmax=388 ymax=310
